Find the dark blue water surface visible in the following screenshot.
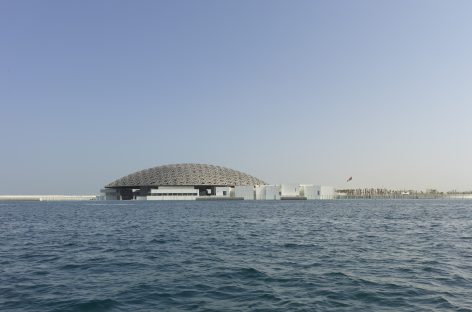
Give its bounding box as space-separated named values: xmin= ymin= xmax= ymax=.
xmin=1 ymin=200 xmax=472 ymax=311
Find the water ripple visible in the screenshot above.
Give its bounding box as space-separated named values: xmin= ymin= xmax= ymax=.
xmin=1 ymin=200 xmax=472 ymax=311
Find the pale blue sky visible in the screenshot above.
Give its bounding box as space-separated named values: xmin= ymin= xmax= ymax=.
xmin=1 ymin=0 xmax=471 ymax=194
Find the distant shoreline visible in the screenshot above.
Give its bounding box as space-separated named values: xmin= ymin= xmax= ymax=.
xmin=0 ymin=195 xmax=97 ymax=201
xmin=1 ymin=194 xmax=471 ymax=201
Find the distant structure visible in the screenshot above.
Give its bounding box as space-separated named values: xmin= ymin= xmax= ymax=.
xmin=0 ymin=195 xmax=97 ymax=201
xmin=337 ymin=188 xmax=472 ymax=200
xmin=1 ymin=163 xmax=468 ymax=201
xmin=102 ymin=163 xmax=335 ymax=200
xmin=104 ymin=163 xmax=266 ymax=200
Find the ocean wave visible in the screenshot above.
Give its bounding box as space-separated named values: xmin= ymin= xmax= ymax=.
xmin=2 ymin=200 xmax=472 ymax=311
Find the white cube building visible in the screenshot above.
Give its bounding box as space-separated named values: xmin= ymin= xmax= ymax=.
xmin=235 ymin=186 xmax=254 ymax=200
xmin=255 ymin=185 xmax=280 ymax=200
xmin=215 ymin=187 xmax=231 ymax=197
xmin=320 ymin=186 xmax=336 ymax=199
xmin=300 ymin=184 xmax=321 ymax=200
xmin=281 ymin=184 xmax=301 ymax=197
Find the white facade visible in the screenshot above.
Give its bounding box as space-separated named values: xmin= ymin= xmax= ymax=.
xmin=300 ymin=184 xmax=321 ymax=200
xmin=234 ymin=186 xmax=254 ymax=200
xmin=132 ymin=184 xmax=336 ymax=201
xmin=215 ymin=187 xmax=231 ymax=197
xmin=255 ymin=185 xmax=280 ymax=200
xmin=147 ymin=186 xmax=198 ymax=200
xmin=131 ymin=184 xmax=337 ymax=200
xmin=320 ymin=186 xmax=336 ymax=199
xmin=265 ymin=185 xmax=280 ymax=200
xmin=255 ymin=185 xmax=266 ymax=200
xmin=281 ymin=184 xmax=300 ymax=197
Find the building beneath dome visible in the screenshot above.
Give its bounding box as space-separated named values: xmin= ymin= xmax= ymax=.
xmin=102 ymin=163 xmax=338 ymax=201
xmin=103 ymin=163 xmax=268 ymax=200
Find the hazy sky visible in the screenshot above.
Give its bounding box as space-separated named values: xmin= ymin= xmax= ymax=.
xmin=1 ymin=0 xmax=471 ymax=194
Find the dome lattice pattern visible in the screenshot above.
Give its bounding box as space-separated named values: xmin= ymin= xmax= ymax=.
xmin=106 ymin=163 xmax=266 ymax=188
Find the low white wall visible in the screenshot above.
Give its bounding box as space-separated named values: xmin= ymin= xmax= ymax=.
xmin=146 ymin=195 xmax=197 ymax=201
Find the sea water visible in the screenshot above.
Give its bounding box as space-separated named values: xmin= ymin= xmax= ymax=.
xmin=1 ymin=200 xmax=471 ymax=311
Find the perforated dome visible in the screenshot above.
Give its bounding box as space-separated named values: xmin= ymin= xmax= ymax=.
xmin=106 ymin=163 xmax=266 ymax=188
